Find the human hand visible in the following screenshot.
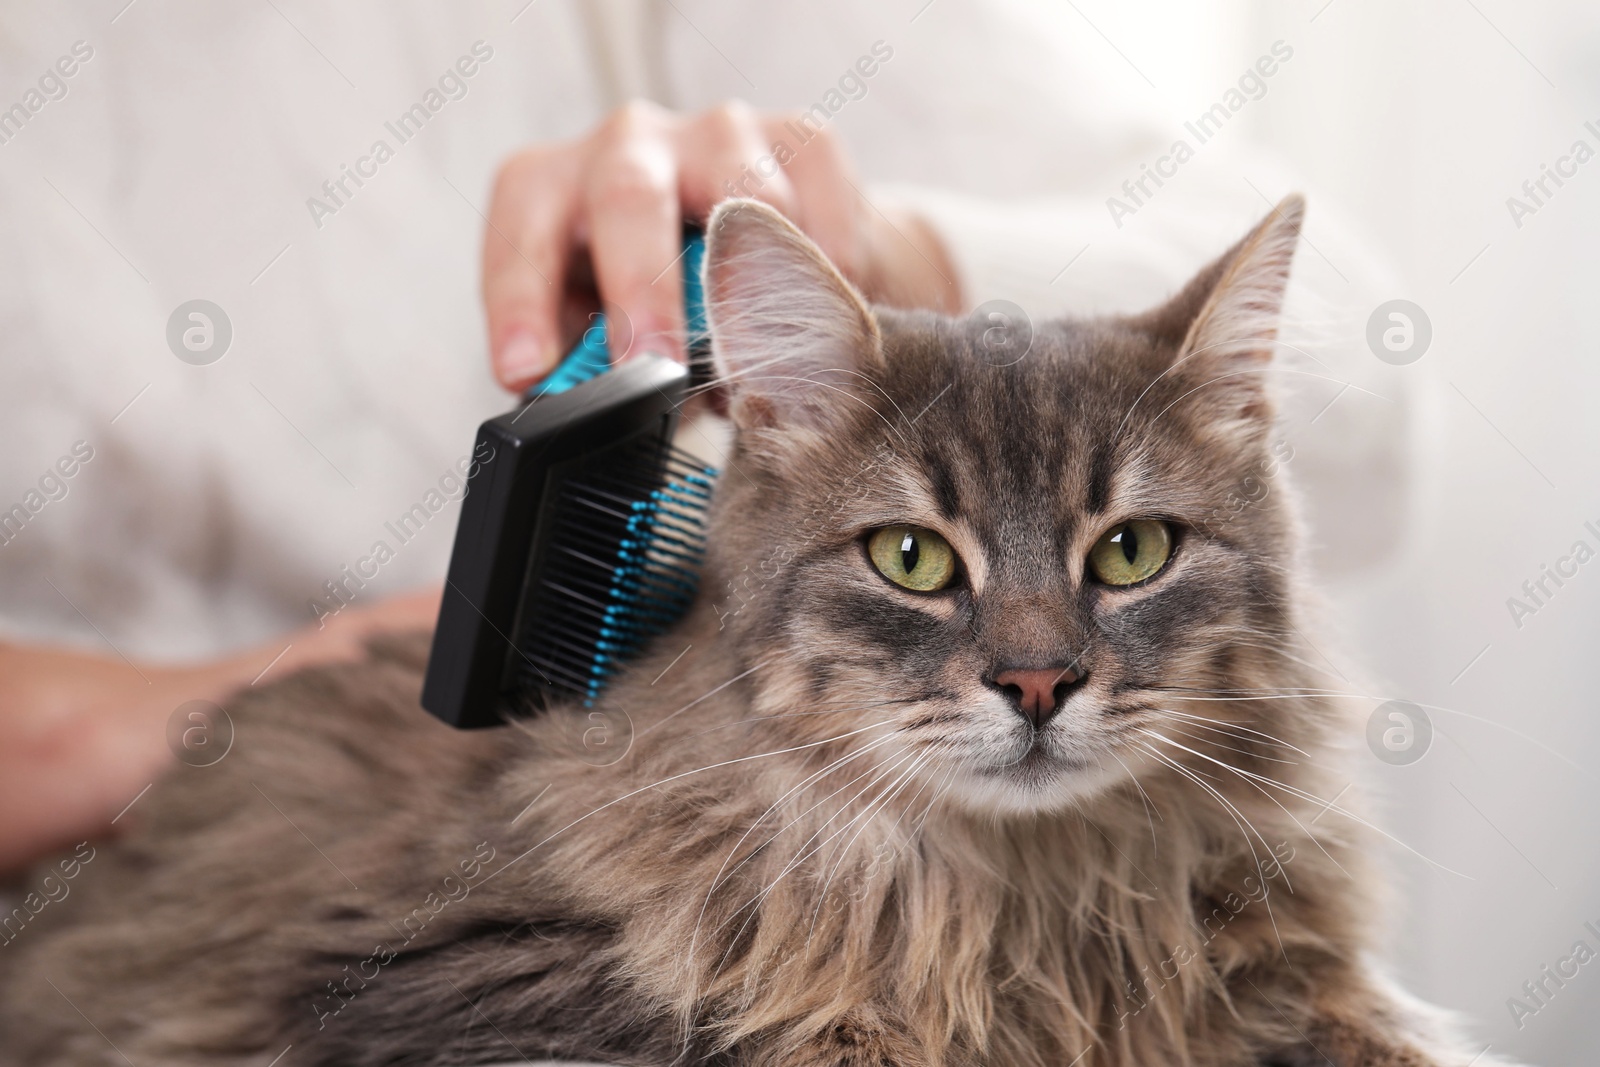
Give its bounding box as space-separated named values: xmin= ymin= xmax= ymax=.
xmin=481 ymin=99 xmax=962 ymax=392
xmin=0 ymin=587 xmax=441 ymax=875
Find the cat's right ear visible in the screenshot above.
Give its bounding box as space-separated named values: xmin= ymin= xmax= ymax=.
xmin=1135 ymin=195 xmax=1305 ymax=437
xmin=703 ymin=198 xmax=883 ymax=433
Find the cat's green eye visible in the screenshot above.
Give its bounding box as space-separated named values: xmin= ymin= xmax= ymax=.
xmin=867 ymin=525 xmax=958 ymax=593
xmin=1088 ymin=520 xmax=1173 ymax=587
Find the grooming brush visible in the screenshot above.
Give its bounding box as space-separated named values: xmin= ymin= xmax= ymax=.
xmin=422 ymin=233 xmax=718 ymax=729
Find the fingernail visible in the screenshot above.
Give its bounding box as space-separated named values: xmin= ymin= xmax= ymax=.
xmin=497 ymin=329 xmax=550 ymax=386
xmin=634 ymin=329 xmax=684 ymax=364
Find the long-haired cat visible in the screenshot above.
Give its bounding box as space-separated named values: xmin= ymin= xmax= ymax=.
xmin=1 ymin=197 xmax=1516 ymax=1067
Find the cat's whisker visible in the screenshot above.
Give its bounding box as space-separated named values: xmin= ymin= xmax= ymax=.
xmin=1201 ymin=635 xmax=1348 ymax=683
xmin=902 ymin=757 xmax=961 ymax=847
xmin=815 ymin=750 xmax=927 ymax=875
xmin=1397 ymin=699 xmax=1593 ymax=779
xmin=1136 ymin=737 xmax=1290 ymax=892
xmin=1106 ymin=750 xmax=1164 ymax=855
xmin=1159 ymin=722 xmax=1301 ymax=766
xmin=822 ymin=748 xmax=932 ymax=878
xmin=1156 ymin=709 xmax=1303 ymax=744
xmin=715 ymin=732 xmax=908 ymax=882
xmin=1149 ymin=708 xmax=1313 ymax=757
xmin=1149 ymin=683 xmax=1356 ymax=696
xmin=681 ymin=735 xmax=902 ymax=1017
xmin=1153 ymin=715 xmax=1309 ymax=764
xmin=484 ymin=718 xmax=901 ymax=888
xmin=1133 ymin=740 xmax=1295 ymax=969
xmin=1133 ymin=741 xmax=1282 ymax=903
xmin=1141 ymin=731 xmax=1472 ymax=879
xmin=1138 ymin=729 xmax=1349 ymax=882
xmin=1164 ymin=685 xmax=1591 ymax=780
xmin=707 ymin=735 xmax=914 ymax=936
xmin=709 ymin=748 xmax=924 ymax=984
xmin=636 ymin=657 xmax=774 ymax=740
xmin=1151 ymin=721 xmax=1307 ymax=763
xmin=793 ymin=695 xmax=927 ymax=706
xmin=1150 ymin=690 xmax=1355 ymax=702
xmin=673 ymin=698 xmax=919 ymax=744
xmin=688 ymin=731 xmax=907 ymax=973
xmin=749 ymin=747 xmax=922 ymax=908
xmin=688 ymin=750 xmax=904 ymax=1015
xmin=874 ymin=750 xmax=945 ymax=851
xmin=806 ymin=752 xmax=932 ymax=939
xmin=1223 ymin=641 xmax=1350 ymax=683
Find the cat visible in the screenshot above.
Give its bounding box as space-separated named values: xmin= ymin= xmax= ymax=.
xmin=0 ymin=197 xmax=1518 ymax=1067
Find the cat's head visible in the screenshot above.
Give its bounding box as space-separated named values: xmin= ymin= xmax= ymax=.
xmin=699 ymin=196 xmax=1306 ymax=815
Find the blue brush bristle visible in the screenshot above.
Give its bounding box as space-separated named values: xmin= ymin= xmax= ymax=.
xmin=514 ymin=441 xmax=717 ymax=706
xmin=579 ymin=464 xmax=714 ymax=703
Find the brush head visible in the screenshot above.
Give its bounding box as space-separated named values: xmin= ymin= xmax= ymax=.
xmin=421 ymin=354 xmax=716 ymax=728
xmin=510 ymin=437 xmax=714 ymax=707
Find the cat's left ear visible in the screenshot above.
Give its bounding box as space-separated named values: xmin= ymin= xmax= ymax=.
xmin=1139 ymin=194 xmax=1305 ymax=428
xmin=703 ymin=198 xmax=883 ymax=433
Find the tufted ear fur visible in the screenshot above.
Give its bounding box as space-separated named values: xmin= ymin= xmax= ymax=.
xmin=704 ymin=198 xmax=883 ymax=433
xmin=1138 ymin=194 xmax=1305 ymax=432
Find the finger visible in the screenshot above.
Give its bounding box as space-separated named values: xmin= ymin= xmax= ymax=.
xmin=482 ymin=145 xmax=576 ymax=391
xmin=763 ymin=115 xmax=868 ymax=285
xmin=583 ymin=103 xmax=686 ymax=363
xmin=679 ymin=101 xmax=799 ymax=223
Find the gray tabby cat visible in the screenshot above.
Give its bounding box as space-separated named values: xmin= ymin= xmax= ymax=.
xmin=0 ymin=197 xmax=1517 ymax=1067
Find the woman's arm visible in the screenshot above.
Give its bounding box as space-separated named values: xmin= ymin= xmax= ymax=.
xmin=0 ymin=588 xmax=442 ymax=876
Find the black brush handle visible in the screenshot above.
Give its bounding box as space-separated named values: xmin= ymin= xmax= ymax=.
xmin=422 ymin=355 xmax=689 ymax=728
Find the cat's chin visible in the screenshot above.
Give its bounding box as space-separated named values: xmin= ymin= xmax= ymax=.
xmin=941 ymin=750 xmax=1130 ymax=816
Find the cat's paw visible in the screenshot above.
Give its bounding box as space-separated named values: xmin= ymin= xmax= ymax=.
xmin=1260 ymin=1020 xmax=1523 ymax=1067
xmin=1253 ymin=966 xmax=1531 ymax=1067
xmin=1260 ymin=1041 xmax=1436 ymax=1067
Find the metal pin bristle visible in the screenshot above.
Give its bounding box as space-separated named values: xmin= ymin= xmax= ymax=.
xmin=512 ymin=439 xmax=717 ymax=705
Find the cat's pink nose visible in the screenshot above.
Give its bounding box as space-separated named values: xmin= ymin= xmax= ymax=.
xmin=989 ymin=666 xmax=1083 ymax=728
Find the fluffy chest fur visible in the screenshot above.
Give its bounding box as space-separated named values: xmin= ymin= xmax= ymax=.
xmin=495 ymin=616 xmax=1351 ymax=1067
